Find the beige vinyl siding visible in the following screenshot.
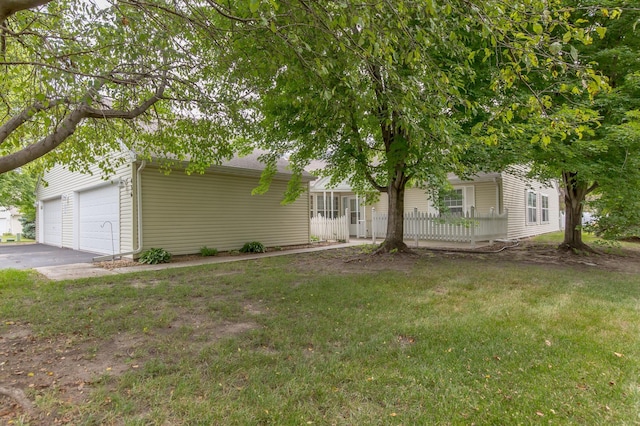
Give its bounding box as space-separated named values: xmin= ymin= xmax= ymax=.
xmin=473 ymin=181 xmax=499 ymax=214
xmin=501 ymin=168 xmax=560 ymax=239
xmin=141 ymin=168 xmax=310 ymax=255
xmin=36 ymin=154 xmax=134 ymax=252
xmin=404 ymin=187 xmax=431 ymax=212
xmin=366 ymin=188 xmax=430 ymax=214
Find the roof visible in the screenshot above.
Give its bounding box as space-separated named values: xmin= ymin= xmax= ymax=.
xmin=214 ymin=151 xmax=314 ymax=181
xmin=221 ymin=151 xmax=298 ymax=175
xmin=144 ymin=150 xmax=314 ymax=182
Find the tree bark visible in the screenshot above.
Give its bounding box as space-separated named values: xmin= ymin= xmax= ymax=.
xmin=376 ymin=176 xmax=409 ymax=253
xmin=0 ymin=0 xmax=52 ymax=26
xmin=560 ymin=171 xmax=597 ymax=252
xmin=0 ymin=79 xmax=166 ymax=174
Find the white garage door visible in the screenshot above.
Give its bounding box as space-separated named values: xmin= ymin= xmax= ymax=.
xmin=42 ymin=198 xmax=62 ymax=246
xmin=78 ymin=185 xmax=120 ymax=255
xmin=0 ymin=218 xmax=6 ymax=234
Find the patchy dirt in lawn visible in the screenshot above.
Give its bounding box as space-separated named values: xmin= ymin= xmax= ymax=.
xmin=2 ymin=240 xmax=639 ymax=423
xmin=0 ymin=318 xmax=260 ymax=424
xmin=287 ymin=240 xmax=640 ymax=275
xmin=304 ymin=241 xmax=640 ymax=274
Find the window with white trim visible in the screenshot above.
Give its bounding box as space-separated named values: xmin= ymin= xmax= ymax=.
xmin=312 ymin=194 xmax=339 ymax=218
xmin=443 ymin=189 xmax=464 ymax=216
xmin=541 ymin=194 xmax=549 ymax=223
xmin=526 ymin=190 xmax=537 ymax=224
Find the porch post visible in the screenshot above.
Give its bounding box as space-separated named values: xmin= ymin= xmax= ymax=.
xmin=362 ymin=196 xmax=367 ymax=238
xmin=355 ymin=194 xmax=360 ymax=238
xmin=323 ymin=191 xmax=327 ymax=217
xmin=345 ymin=208 xmax=350 ymax=243
xmin=330 ymin=191 xmax=334 ymax=218
xmin=470 ymin=206 xmax=476 ymax=249
xmin=372 ymin=207 xmax=376 ymax=244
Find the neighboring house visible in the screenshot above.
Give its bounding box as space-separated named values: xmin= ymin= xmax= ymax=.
xmin=309 ymin=167 xmax=561 ymax=242
xmin=36 ymin=152 xmax=313 ymax=258
xmin=0 ymin=206 xmax=23 ymax=236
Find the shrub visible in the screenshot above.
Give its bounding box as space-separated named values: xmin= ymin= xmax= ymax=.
xmin=139 ymin=248 xmax=172 ymax=264
xmin=19 ymin=217 xmax=35 ymax=239
xmin=200 ymin=246 xmax=218 ymax=257
xmin=240 ymin=241 xmax=265 ymax=253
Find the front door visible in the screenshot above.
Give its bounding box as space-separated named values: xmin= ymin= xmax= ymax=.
xmin=346 ymin=197 xmax=363 ymax=237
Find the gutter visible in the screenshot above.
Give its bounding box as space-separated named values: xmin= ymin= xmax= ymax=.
xmin=93 ymin=160 xmax=146 ymax=261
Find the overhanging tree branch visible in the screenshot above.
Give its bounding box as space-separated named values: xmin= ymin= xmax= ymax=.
xmin=0 ymin=77 xmax=167 ymax=174
xmin=0 ymin=97 xmax=68 ymax=144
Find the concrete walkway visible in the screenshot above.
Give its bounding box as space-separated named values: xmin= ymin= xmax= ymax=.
xmin=34 ymin=239 xmax=490 ymax=281
xmin=34 ymin=242 xmax=365 ymax=281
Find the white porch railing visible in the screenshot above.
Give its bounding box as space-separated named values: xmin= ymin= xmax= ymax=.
xmin=310 ymin=209 xmax=350 ymax=242
xmin=372 ymin=207 xmax=508 ymax=247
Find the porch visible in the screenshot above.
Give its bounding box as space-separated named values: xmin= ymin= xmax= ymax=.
xmin=310 ymin=207 xmax=509 ymax=248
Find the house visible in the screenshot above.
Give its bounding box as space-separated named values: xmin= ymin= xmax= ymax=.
xmin=309 ymin=166 xmax=561 ymax=242
xmin=36 ymin=152 xmax=313 ymax=258
xmin=0 ymin=206 xmax=23 ymax=236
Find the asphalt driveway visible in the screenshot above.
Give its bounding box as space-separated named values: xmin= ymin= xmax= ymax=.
xmin=0 ymin=244 xmax=96 ymax=270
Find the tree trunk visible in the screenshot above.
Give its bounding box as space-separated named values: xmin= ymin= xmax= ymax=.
xmin=560 ymin=171 xmax=595 ymax=252
xmin=563 ymin=194 xmax=585 ymax=248
xmin=376 ymin=177 xmax=409 ymax=253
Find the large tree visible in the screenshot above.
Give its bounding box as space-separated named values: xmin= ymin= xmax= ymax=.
xmin=217 ymin=0 xmax=605 ymax=252
xmin=494 ymin=1 xmax=640 ymax=251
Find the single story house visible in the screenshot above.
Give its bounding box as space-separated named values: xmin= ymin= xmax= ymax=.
xmin=36 ymin=152 xmax=313 ymax=258
xmin=309 ymin=166 xmax=561 ymax=242
xmin=0 ymin=206 xmax=23 ymax=236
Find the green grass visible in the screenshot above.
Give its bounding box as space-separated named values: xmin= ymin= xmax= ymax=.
xmin=532 ymin=230 xmax=640 ymax=250
xmin=1 ymin=253 xmax=639 ymax=424
xmin=0 ymin=233 xmax=34 ymax=243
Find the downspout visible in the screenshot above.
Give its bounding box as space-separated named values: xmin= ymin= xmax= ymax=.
xmin=93 ymin=160 xmax=146 ymax=261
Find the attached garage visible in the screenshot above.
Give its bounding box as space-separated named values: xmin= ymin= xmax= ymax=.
xmin=37 ymin=151 xmax=312 ymax=259
xmin=42 ymin=198 xmax=62 ymax=247
xmin=78 ymin=184 xmax=120 ymax=255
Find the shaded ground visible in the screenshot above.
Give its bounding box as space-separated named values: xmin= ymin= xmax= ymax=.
xmin=2 ymin=240 xmax=639 ymax=423
xmin=291 ymin=240 xmax=640 ymax=275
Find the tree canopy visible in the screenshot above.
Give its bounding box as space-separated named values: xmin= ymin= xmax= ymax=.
xmin=215 ymin=0 xmax=607 ymax=251
xmin=474 ymin=0 xmax=640 ymax=249
xmin=1 ymin=0 xmax=620 ymax=252
xmin=0 ymin=0 xmax=246 ymax=176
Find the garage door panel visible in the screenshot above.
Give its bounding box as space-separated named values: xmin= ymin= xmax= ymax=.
xmin=43 ymin=198 xmax=62 ymax=247
xmin=79 ymin=185 xmax=119 ymax=255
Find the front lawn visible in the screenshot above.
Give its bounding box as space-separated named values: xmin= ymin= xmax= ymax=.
xmin=1 ymin=248 xmax=639 ymax=424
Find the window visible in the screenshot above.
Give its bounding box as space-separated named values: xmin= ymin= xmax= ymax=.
xmin=527 ymin=190 xmax=537 ymax=224
xmin=310 ymin=195 xmax=314 ymax=218
xmin=541 ymin=194 xmax=549 ymax=223
xmin=313 ymin=194 xmax=339 ymax=218
xmin=443 ymin=189 xmax=464 ymax=216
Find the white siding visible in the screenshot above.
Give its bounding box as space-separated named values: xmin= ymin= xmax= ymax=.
xmin=141 ymin=167 xmax=310 ymax=255
xmin=501 ymin=168 xmax=560 ymax=240
xmin=0 ymin=207 xmax=23 ymax=235
xmin=36 ymin=154 xmax=134 ymax=253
